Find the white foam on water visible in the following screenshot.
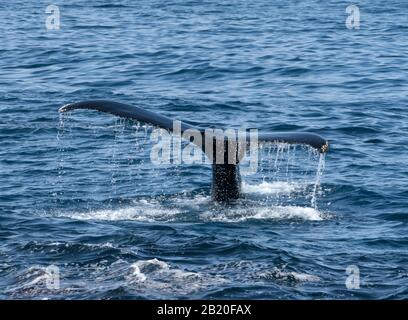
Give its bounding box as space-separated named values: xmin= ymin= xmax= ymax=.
xmin=242 ymin=181 xmax=299 ymax=195
xmin=56 ymin=190 xmax=327 ymax=223
xmin=58 ymin=202 xmax=325 ymax=223
xmin=259 ymin=267 xmax=321 ymax=283
xmin=59 ymin=199 xmax=184 ymax=222
xmin=19 ymin=267 xmax=49 ymax=287
xmin=129 ymin=264 xmax=147 ymax=283
xmin=54 ymin=172 xmax=329 ymax=223
xmin=6 ymin=265 xmax=81 ymax=298
xmin=125 ymin=258 xmax=227 ymax=294
xmin=128 ymin=259 xmax=197 ymax=283
xmin=200 ymin=205 xmax=324 ymax=222
xmin=55 ymin=194 xmax=212 ymax=222
xmin=288 ymin=272 xmax=321 ymax=282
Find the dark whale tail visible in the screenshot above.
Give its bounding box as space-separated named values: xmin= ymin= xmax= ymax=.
xmin=59 ymin=100 xmax=196 ymax=133
xmin=59 ymin=100 xmax=329 ymax=202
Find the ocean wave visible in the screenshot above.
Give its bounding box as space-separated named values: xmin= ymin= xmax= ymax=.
xmin=125 ymin=258 xmax=227 ymax=294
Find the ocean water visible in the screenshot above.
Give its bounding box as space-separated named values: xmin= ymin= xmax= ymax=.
xmin=1 ymin=0 xmax=408 ymax=299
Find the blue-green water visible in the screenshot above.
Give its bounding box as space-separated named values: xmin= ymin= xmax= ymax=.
xmin=1 ymin=0 xmax=408 ymax=299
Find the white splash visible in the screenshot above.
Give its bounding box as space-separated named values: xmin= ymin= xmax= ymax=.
xmin=58 ymin=199 xmax=184 ymax=222
xmin=242 ymin=181 xmax=299 ymax=195
xmin=129 ymin=264 xmax=147 ymax=283
xmin=200 ymin=205 xmax=324 ymax=222
xmin=56 ymin=190 xmax=327 ymax=223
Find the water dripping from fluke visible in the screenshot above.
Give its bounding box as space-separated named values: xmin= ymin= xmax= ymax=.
xmin=311 ymin=153 xmax=326 ymax=209
xmin=57 ymin=100 xmax=329 ymax=209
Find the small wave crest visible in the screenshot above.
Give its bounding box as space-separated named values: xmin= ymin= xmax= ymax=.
xmin=125 ymin=259 xmax=227 ymax=294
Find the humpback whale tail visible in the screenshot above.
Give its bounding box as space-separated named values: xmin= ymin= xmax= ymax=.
xmin=59 ymin=100 xmax=329 ymax=202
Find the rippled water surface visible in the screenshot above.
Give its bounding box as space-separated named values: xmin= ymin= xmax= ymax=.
xmin=1 ymin=0 xmax=408 ymax=299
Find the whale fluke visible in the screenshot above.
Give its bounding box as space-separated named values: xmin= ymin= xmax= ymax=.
xmin=59 ymin=100 xmax=195 ymax=133
xmin=258 ymin=132 xmax=328 ymax=153
xmin=60 ymin=100 xmax=329 ymax=152
xmin=59 ymin=100 xmax=329 ymax=202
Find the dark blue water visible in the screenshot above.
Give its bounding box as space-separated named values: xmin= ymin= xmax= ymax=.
xmin=1 ymin=0 xmax=408 ymax=299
